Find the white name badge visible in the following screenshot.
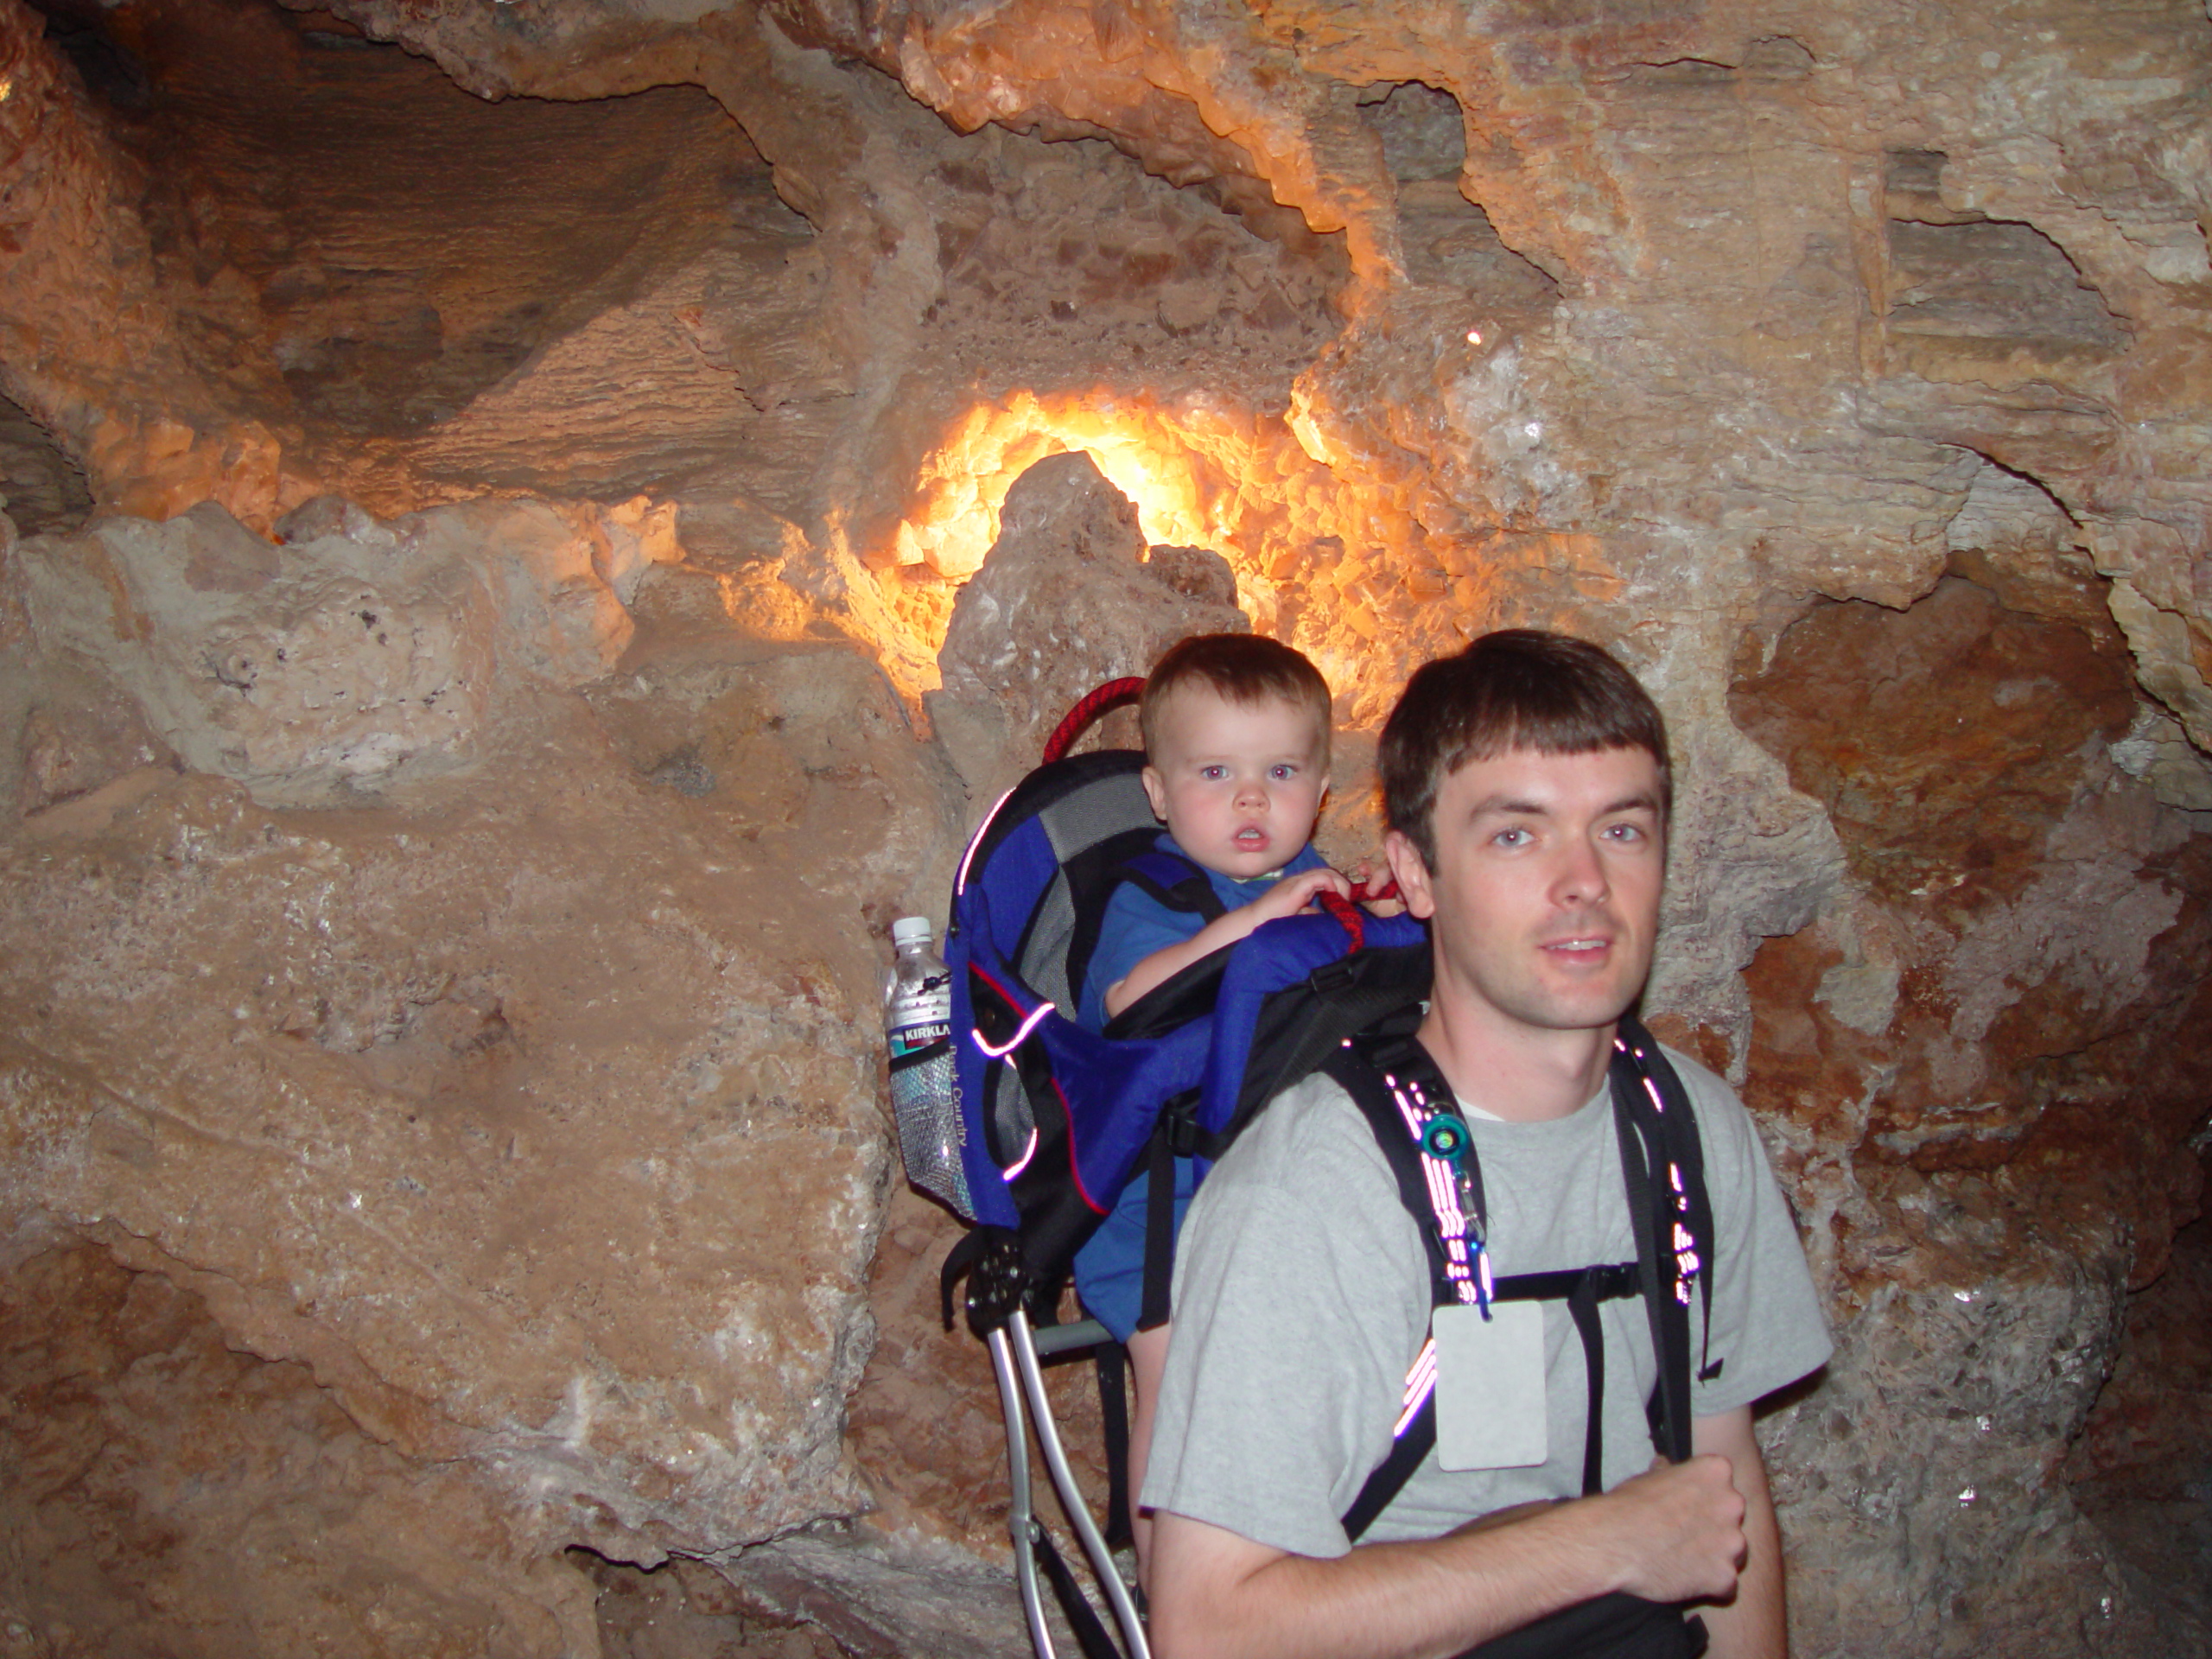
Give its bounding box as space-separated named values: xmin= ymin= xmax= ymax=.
xmin=1433 ymin=1300 xmax=1549 ymax=1471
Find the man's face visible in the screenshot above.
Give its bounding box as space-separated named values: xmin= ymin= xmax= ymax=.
xmin=1384 ymin=744 xmax=1666 ymax=1040
xmin=1141 ymin=688 xmax=1329 ymax=881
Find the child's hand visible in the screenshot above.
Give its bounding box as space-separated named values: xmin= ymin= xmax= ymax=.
xmin=1348 ymin=860 xmax=1406 ymax=918
xmin=1250 ymin=866 xmax=1354 ymax=925
xmin=1103 ymin=866 xmax=1352 ymax=1018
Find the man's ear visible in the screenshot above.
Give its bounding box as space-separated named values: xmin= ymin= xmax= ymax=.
xmin=1141 ymin=766 xmax=1169 ymax=823
xmin=1383 ymin=830 xmax=1437 ymax=920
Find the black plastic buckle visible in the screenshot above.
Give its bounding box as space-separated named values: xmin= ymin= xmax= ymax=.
xmin=1307 ymin=958 xmax=1356 ymax=996
xmin=963 ymin=1229 xmax=1029 ymax=1338
xmin=1160 ymin=1095 xmax=1201 ymax=1158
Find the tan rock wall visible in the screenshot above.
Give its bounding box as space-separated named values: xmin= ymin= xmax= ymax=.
xmin=0 ymin=0 xmax=2208 ymax=1652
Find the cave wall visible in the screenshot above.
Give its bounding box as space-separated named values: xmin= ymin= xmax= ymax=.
xmin=2 ymin=0 xmax=2209 ymax=1652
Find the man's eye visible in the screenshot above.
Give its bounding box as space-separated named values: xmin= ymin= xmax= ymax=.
xmin=1603 ymin=822 xmax=1645 ymax=843
xmin=1491 ymin=827 xmax=1530 ymax=849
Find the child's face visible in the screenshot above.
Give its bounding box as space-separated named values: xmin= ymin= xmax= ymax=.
xmin=1141 ymin=687 xmax=1329 ymax=881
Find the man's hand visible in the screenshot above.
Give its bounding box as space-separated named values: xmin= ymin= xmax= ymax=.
xmin=1582 ymin=1456 xmax=1748 ymax=1606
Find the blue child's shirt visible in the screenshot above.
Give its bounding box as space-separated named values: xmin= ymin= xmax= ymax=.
xmin=1075 ymin=834 xmax=1330 ymax=1032
xmin=1071 ymin=833 xmax=1328 ymax=1339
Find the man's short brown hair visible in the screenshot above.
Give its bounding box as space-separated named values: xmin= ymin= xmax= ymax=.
xmin=1140 ymin=633 xmax=1333 ymax=765
xmin=1379 ymin=629 xmax=1670 ymax=868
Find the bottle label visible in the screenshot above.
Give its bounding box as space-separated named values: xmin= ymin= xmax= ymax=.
xmin=888 ymin=1019 xmax=950 ymax=1059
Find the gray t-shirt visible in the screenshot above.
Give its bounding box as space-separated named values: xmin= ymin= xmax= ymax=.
xmin=1142 ymin=1050 xmax=1833 ymax=1558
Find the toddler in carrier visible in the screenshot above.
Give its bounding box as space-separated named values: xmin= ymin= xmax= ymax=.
xmin=1072 ymin=632 xmax=1354 ymax=1580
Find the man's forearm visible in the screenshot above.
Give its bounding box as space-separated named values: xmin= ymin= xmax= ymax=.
xmin=1689 ymin=1410 xmax=1787 ymax=1659
xmin=1150 ymin=1502 xmax=1620 ymax=1659
xmin=1150 ymin=1455 xmax=1751 ymax=1659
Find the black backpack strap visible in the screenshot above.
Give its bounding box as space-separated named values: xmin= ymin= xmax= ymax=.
xmin=1218 ymin=943 xmax=1432 ymax=1144
xmin=1093 ymin=1340 xmax=1135 ymax=1550
xmin=1135 ymin=1109 xmax=1183 ymax=1332
xmin=1325 ymin=1042 xmax=1459 ymax=1300
xmin=1323 ymin=1042 xmax=1459 ymax=1541
xmin=1325 ymin=1031 xmax=1685 ymax=1538
xmin=1605 ymin=1018 xmax=1715 ymax=1464
xmin=1647 ymin=1035 xmax=1721 ymax=1388
xmin=1341 ymin=1402 xmax=1438 ymax=1544
xmin=1564 ymin=1268 xmax=1608 ymax=1496
xmin=1609 ymin=1082 xmax=1684 ymax=1464
xmin=1059 ymin=832 xmax=1222 ymax=1010
xmin=1113 ymin=847 xmax=1229 ymax=923
xmin=1030 ymin=1523 xmax=1129 ymax=1659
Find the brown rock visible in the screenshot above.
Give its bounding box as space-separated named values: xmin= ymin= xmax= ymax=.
xmin=928 ymin=452 xmax=1245 ymax=804
xmin=0 ymin=0 xmax=2207 ymax=1648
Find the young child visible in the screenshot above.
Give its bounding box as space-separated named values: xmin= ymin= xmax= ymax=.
xmin=1072 ymin=632 xmax=1353 ymax=1582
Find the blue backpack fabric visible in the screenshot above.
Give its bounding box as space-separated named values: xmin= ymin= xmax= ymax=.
xmin=939 ymin=746 xmax=1429 ymax=1310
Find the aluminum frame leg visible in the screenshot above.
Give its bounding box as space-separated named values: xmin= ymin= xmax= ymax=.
xmin=1008 ymin=1308 xmax=1153 ymax=1659
xmin=988 ymin=1324 xmax=1059 ymax=1659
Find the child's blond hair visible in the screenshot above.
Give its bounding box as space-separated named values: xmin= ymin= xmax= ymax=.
xmin=1139 ymin=634 xmax=1332 ymax=766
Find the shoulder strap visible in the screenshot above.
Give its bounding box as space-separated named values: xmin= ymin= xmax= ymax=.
xmin=1606 ymin=1018 xmax=1718 ymax=1465
xmin=1058 ymin=834 xmax=1222 ymax=1010
xmin=1207 ymin=941 xmax=1432 ymax=1154
xmin=1325 ymin=1042 xmax=1459 ymax=1304
xmin=1115 ymin=847 xmax=1228 ymax=922
xmin=1321 ymin=1044 xmax=1450 ymax=1541
xmin=1089 ymin=847 xmax=1233 ymax=1041
xmin=1325 ymin=1023 xmax=1718 ymax=1539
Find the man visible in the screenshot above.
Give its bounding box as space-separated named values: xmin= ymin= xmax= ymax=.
xmin=1143 ymin=630 xmax=1831 ymax=1659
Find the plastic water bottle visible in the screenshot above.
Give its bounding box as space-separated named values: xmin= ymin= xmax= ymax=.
xmin=885 ymin=916 xmax=971 ymax=1218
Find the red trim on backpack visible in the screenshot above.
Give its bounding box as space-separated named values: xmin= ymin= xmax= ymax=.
xmin=1061 ymin=1072 xmax=1110 ymax=1217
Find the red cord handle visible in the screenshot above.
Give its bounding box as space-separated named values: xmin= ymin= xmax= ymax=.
xmin=1319 ymin=875 xmax=1401 ymax=952
xmin=1042 ymin=677 xmax=1146 ymax=764
xmin=1317 ymin=890 xmax=1365 ymax=951
xmin=1349 ymin=875 xmax=1399 ymax=906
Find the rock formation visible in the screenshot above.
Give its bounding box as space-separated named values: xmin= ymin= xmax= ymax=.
xmin=1 ymin=0 xmax=2208 ymax=1652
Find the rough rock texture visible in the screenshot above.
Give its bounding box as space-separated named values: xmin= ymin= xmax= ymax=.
xmin=1729 ymin=575 xmax=2212 ymax=1654
xmin=1 ymin=509 xmax=963 ymax=1649
xmin=929 ymin=449 xmax=1246 ymax=804
xmin=0 ymin=392 xmax=92 ymax=537
xmin=10 ymin=496 xmax=665 ymax=805
xmin=1 ymin=0 xmax=2209 ymax=1651
xmin=2065 ymin=1167 xmax=2212 ymax=1644
xmin=0 ymin=1240 xmax=601 ymax=1654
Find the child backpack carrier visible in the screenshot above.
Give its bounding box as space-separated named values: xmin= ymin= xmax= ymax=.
xmin=902 ymin=683 xmax=1717 ymax=1659
xmin=915 ymin=681 xmax=1424 ymax=1659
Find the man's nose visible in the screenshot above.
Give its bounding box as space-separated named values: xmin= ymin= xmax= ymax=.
xmin=1553 ymin=836 xmax=1609 ymax=906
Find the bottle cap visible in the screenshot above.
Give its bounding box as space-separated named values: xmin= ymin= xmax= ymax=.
xmin=891 ymin=915 xmax=933 ymax=946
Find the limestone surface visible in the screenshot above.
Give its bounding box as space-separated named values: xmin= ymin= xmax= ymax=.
xmin=930 ymin=449 xmax=1246 ymax=803
xmin=0 ymin=0 xmax=2209 ymax=1652
xmin=2 ymin=522 xmax=963 ymax=1649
